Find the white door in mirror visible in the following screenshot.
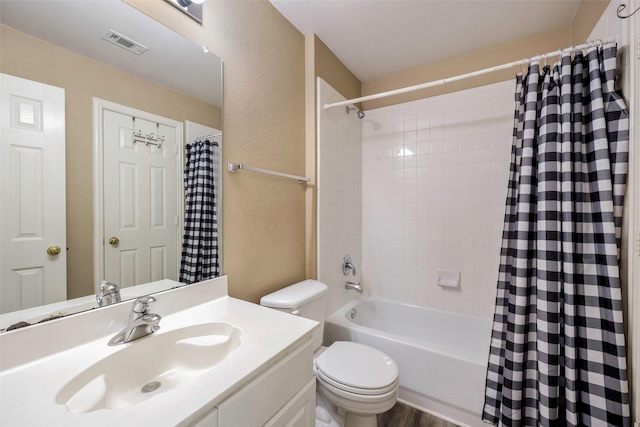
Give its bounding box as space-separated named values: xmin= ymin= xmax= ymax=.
xmin=0 ymin=73 xmax=67 ymax=313
xmin=103 ymin=110 xmax=179 ymax=287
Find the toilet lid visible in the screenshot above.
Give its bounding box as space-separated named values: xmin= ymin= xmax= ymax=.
xmin=315 ymin=342 xmax=398 ymax=391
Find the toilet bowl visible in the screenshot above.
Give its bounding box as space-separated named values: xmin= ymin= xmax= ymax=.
xmin=260 ymin=280 xmax=399 ymax=427
xmin=315 ymin=342 xmax=398 ymax=427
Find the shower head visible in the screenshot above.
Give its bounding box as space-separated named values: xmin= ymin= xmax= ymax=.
xmin=346 ymin=105 xmax=365 ymax=119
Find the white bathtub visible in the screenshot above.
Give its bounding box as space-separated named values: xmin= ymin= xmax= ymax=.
xmin=323 ymin=298 xmax=492 ymax=427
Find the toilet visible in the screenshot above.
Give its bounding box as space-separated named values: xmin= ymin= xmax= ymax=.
xmin=260 ymin=280 xmax=399 ymax=427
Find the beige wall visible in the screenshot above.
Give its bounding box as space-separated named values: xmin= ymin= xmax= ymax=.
xmin=0 ymin=24 xmax=220 ymax=299
xmin=304 ymin=34 xmax=361 ymax=280
xmin=311 ymin=36 xmax=361 ymax=103
xmin=571 ymin=0 xmax=611 ymax=43
xmin=361 ymin=0 xmax=610 ymax=111
xmin=126 ymin=0 xmax=307 ymax=303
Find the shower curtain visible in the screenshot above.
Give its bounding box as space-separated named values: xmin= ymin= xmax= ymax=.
xmin=180 ymin=139 xmax=220 ymax=284
xmin=483 ymin=44 xmax=630 ymax=426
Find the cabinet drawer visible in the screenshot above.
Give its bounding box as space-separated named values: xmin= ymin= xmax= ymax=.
xmin=217 ymin=339 xmax=314 ymax=426
xmin=264 ymin=378 xmax=315 ymax=427
xmin=188 ymin=407 xmax=218 ymax=427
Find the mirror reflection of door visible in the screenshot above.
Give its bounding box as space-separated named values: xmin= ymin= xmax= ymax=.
xmin=100 ymin=104 xmax=181 ymax=288
xmin=0 ymin=74 xmax=66 ymax=313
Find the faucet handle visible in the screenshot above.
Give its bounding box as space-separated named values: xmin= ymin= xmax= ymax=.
xmin=99 ymin=280 xmax=119 ymax=295
xmin=342 ymin=255 xmax=357 ymax=276
xmin=132 ymin=295 xmax=156 ymax=314
xmin=140 ymin=313 xmax=162 ymax=332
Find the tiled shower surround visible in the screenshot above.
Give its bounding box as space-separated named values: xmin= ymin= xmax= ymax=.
xmin=361 ymin=81 xmax=514 ymax=319
xmin=317 ymin=78 xmax=363 ymax=314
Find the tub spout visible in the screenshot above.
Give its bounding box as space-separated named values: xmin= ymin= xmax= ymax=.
xmin=345 ymin=281 xmax=363 ymax=293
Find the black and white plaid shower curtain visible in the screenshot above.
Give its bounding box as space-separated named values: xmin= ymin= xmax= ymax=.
xmin=483 ymin=44 xmax=630 ymax=426
xmin=179 ymin=139 xmax=220 ymax=284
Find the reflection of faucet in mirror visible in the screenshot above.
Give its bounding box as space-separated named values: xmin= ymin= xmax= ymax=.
xmin=108 ymin=296 xmax=162 ymax=346
xmin=96 ymin=281 xmax=121 ymax=307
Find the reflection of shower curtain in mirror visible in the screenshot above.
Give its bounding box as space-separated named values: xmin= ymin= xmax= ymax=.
xmin=180 ymin=139 xmax=220 ymax=284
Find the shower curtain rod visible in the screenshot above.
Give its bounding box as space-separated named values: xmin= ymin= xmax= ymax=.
xmin=323 ymin=38 xmax=615 ymax=110
xmin=195 ymin=133 xmax=222 ymax=141
xmin=187 ymin=133 xmax=222 ymax=146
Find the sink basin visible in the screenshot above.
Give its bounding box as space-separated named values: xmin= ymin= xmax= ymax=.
xmin=55 ymin=322 xmax=241 ymax=413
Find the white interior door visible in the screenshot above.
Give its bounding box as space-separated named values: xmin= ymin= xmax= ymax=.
xmin=0 ymin=73 xmax=66 ymax=314
xmin=102 ymin=109 xmax=178 ymax=288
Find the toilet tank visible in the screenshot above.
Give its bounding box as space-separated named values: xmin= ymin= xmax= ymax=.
xmin=260 ymin=280 xmax=328 ymax=351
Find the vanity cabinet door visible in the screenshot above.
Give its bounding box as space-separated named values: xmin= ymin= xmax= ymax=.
xmin=264 ymin=378 xmax=315 ymax=427
xmin=216 ymin=339 xmax=313 ymax=426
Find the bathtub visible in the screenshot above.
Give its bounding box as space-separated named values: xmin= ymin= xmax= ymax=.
xmin=323 ymin=298 xmax=492 ymax=427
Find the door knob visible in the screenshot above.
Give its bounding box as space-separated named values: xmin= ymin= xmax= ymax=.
xmin=47 ymin=246 xmax=62 ymax=256
xmin=108 ymin=237 xmax=120 ymax=246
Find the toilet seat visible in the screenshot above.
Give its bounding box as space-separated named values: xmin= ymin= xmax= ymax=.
xmin=316 ymin=369 xmax=399 ymax=396
xmin=315 ymin=342 xmax=398 ymax=396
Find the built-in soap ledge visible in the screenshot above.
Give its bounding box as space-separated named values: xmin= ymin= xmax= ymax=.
xmin=436 ymin=271 xmax=460 ymax=289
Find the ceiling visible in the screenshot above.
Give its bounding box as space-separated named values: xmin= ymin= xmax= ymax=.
xmin=270 ymin=0 xmax=584 ymax=82
xmin=0 ymin=0 xmax=222 ymax=106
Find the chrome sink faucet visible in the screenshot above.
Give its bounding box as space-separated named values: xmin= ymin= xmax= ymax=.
xmin=108 ymin=296 xmax=161 ymax=346
xmin=96 ymin=280 xmax=121 ymax=307
xmin=345 ymin=281 xmax=363 ymax=294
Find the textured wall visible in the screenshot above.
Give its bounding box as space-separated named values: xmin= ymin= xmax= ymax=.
xmin=126 ymin=0 xmax=307 ymax=302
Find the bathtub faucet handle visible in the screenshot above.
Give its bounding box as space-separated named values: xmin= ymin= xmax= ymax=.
xmin=342 ymin=255 xmax=357 ymax=276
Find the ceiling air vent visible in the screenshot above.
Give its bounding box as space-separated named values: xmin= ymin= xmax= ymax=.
xmin=101 ymin=30 xmax=148 ymax=55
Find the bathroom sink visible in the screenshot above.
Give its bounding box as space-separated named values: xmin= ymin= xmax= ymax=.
xmin=55 ymin=322 xmax=241 ymax=414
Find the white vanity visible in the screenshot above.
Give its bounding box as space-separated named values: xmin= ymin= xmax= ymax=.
xmin=0 ymin=276 xmax=317 ymax=426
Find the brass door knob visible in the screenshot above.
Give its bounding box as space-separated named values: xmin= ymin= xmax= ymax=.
xmin=47 ymin=246 xmax=61 ymax=256
xmin=108 ymin=237 xmax=120 ymax=246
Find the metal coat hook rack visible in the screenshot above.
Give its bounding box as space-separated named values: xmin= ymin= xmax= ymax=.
xmin=133 ymin=129 xmax=165 ymax=148
xmin=617 ymin=3 xmax=640 ymax=19
xmin=131 ymin=117 xmax=165 ymax=148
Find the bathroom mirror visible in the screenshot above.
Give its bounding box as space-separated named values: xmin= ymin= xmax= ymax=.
xmin=0 ymin=0 xmax=223 ymax=329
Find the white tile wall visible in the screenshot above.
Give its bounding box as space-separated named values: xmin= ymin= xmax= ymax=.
xmin=317 ymin=78 xmax=363 ymax=314
xmin=362 ymin=81 xmax=514 ymax=319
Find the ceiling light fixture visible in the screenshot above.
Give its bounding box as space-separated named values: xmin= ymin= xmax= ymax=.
xmin=177 ymin=0 xmax=205 ymax=7
xmin=165 ymin=0 xmax=205 ymax=23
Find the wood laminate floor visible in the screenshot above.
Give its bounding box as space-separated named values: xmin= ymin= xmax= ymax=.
xmin=377 ymin=402 xmax=460 ymax=427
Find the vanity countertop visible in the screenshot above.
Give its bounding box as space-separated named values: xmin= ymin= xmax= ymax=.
xmin=0 ymin=276 xmax=317 ymax=426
